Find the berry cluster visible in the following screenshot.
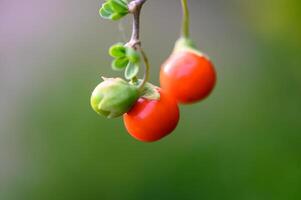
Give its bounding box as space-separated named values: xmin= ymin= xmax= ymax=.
xmin=91 ymin=0 xmax=216 ymax=142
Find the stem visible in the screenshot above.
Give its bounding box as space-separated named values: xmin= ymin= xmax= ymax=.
xmin=181 ymin=0 xmax=190 ymax=38
xmin=126 ymin=0 xmax=147 ymax=48
xmin=137 ymin=46 xmax=150 ymax=92
xmin=126 ymin=0 xmax=149 ymax=91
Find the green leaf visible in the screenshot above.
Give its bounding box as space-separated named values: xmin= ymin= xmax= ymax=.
xmin=99 ymin=2 xmax=115 ymax=20
xmin=125 ymin=62 xmax=139 ymax=80
xmin=111 ymin=0 xmax=128 ymax=14
xmin=141 ymin=82 xmax=160 ymax=100
xmin=112 ymin=57 xmax=129 ymax=71
xmin=102 ymin=1 xmax=114 ymax=13
xmin=119 ymin=0 xmax=128 ymax=7
xmin=99 ymin=7 xmax=112 ymax=19
xmin=111 ymin=13 xmax=125 ymax=20
xmin=99 ymin=0 xmax=128 ymax=21
xmin=102 ymin=2 xmax=114 ymax=13
xmin=109 ymin=43 xmax=126 ymax=58
xmin=126 ymin=47 xmax=140 ymax=64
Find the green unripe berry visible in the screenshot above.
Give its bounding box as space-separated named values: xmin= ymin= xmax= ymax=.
xmin=90 ymin=78 xmax=139 ymax=118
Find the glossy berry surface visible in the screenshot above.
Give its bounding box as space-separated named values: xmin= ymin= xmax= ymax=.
xmin=160 ymin=50 xmax=216 ymax=104
xmin=123 ymin=89 xmax=179 ymax=142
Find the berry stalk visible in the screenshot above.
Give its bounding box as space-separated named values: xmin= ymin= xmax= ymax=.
xmin=181 ymin=0 xmax=190 ymax=39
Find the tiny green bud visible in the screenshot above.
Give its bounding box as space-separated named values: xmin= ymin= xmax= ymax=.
xmin=90 ymin=77 xmax=139 ymax=118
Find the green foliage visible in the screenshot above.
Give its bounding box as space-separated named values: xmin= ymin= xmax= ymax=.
xmin=112 ymin=57 xmax=129 ymax=71
xmin=109 ymin=43 xmax=141 ymax=80
xmin=109 ymin=43 xmax=126 ymax=57
xmin=99 ymin=0 xmax=129 ymax=21
xmin=124 ymin=62 xmax=139 ymax=80
xmin=126 ymin=47 xmax=140 ymax=63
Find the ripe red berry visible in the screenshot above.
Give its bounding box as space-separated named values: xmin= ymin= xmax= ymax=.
xmin=123 ymin=89 xmax=180 ymax=142
xmin=160 ymin=50 xmax=216 ymax=104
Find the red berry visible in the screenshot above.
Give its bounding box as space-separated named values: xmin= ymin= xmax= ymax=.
xmin=160 ymin=50 xmax=216 ymax=104
xmin=123 ymin=89 xmax=179 ymax=142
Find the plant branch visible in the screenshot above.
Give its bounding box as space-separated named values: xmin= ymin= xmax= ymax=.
xmin=126 ymin=0 xmax=149 ymax=91
xmin=126 ymin=0 xmax=147 ymax=48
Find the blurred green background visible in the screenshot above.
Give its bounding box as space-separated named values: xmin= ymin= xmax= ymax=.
xmin=1 ymin=0 xmax=301 ymax=199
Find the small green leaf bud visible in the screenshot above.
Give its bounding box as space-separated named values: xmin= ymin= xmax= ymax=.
xmin=90 ymin=78 xmax=139 ymax=118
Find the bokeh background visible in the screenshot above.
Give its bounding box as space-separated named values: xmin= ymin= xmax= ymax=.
xmin=1 ymin=0 xmax=301 ymax=199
